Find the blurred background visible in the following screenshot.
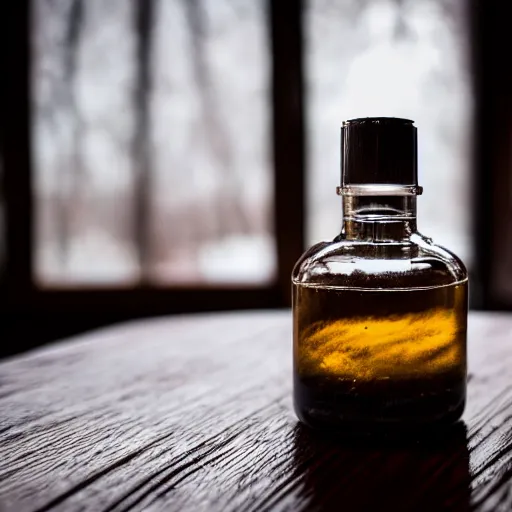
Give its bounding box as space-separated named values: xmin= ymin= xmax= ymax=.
xmin=0 ymin=0 xmax=510 ymax=357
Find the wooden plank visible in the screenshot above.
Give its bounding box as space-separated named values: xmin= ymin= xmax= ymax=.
xmin=0 ymin=311 xmax=512 ymax=511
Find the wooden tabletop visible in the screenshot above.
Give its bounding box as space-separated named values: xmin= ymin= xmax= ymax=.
xmin=1 ymin=311 xmax=512 ymax=512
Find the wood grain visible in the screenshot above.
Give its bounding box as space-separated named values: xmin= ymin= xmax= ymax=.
xmin=1 ymin=311 xmax=512 ymax=511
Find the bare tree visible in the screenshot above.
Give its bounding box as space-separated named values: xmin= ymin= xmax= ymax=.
xmin=183 ymin=0 xmax=250 ymax=240
xmin=56 ymin=0 xmax=84 ymax=269
xmin=132 ymin=0 xmax=157 ymax=280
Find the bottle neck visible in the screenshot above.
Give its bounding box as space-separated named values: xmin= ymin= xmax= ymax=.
xmin=342 ymin=195 xmax=418 ymax=242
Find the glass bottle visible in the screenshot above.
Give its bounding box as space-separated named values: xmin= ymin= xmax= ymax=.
xmin=292 ymin=118 xmax=468 ymax=431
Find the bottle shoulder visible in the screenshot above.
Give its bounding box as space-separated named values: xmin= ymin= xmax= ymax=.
xmin=292 ymin=233 xmax=468 ymax=289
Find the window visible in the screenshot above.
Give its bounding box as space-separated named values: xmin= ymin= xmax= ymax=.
xmin=33 ymin=0 xmax=275 ymax=286
xmin=306 ymin=0 xmax=472 ymax=265
xmin=1 ymin=0 xmax=511 ymax=355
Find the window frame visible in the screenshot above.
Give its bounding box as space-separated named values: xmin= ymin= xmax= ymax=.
xmin=470 ymin=0 xmax=512 ymax=310
xmin=1 ymin=0 xmax=510 ymax=354
xmin=0 ymin=0 xmax=305 ymax=351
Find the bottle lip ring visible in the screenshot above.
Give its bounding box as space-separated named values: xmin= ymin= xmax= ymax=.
xmin=341 ymin=117 xmax=415 ymax=127
xmin=336 ymin=184 xmax=423 ymax=196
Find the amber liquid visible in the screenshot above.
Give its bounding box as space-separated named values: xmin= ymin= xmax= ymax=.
xmin=293 ymin=281 xmax=468 ymax=430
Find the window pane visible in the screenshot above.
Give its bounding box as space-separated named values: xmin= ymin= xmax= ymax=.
xmin=33 ymin=0 xmax=275 ymax=286
xmin=306 ymin=0 xmax=472 ymax=265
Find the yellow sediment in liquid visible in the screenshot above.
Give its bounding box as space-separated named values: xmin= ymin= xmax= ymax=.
xmin=298 ymin=308 xmax=462 ymax=380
